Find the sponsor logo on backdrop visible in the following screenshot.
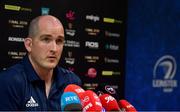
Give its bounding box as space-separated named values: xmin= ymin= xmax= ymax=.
xmin=102 ymin=70 xmax=120 ymax=76
xmin=104 ymin=57 xmax=119 ymax=64
xmin=41 ymin=7 xmax=50 ymax=15
xmin=105 ymin=31 xmax=120 ymax=38
xmin=152 ymin=55 xmax=178 ymax=93
xmin=104 ymin=85 xmax=118 ymax=94
xmin=86 ymin=15 xmax=100 ymax=22
xmin=83 ymin=83 xmax=98 ymax=90
xmin=66 ymin=10 xmax=75 ymax=21
xmin=65 ymin=51 xmax=75 ymax=65
xmin=64 ymin=40 xmax=80 ymax=48
xmin=84 ymin=55 xmax=99 ymax=63
xmin=85 ymin=28 xmax=100 ymax=36
xmin=105 ymin=44 xmax=119 ymax=51
xmin=85 ymin=68 xmax=97 ymax=78
xmin=103 ymin=17 xmax=122 ymax=24
xmin=8 ymin=51 xmax=26 ymax=59
xmin=8 ymin=36 xmax=24 ymax=42
xmin=85 ymin=41 xmax=99 ymax=49
xmin=4 ymin=4 xmax=32 ymax=12
xmin=97 ymin=84 xmax=118 ymax=95
xmin=8 ymin=19 xmax=28 ymax=28
xmin=65 ymin=23 xmax=76 ymax=37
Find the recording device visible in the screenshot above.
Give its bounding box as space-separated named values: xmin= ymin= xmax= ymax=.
xmin=60 ymin=92 xmax=82 ymax=111
xmin=64 ymin=84 xmax=85 ymax=98
xmin=80 ymin=90 xmax=103 ymax=111
xmin=99 ymin=93 xmax=120 ymax=111
xmin=118 ymin=99 xmax=137 ymax=112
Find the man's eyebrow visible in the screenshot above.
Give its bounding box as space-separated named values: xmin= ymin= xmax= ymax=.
xmin=57 ymin=35 xmax=65 ymax=39
xmin=39 ymin=34 xmax=52 ymax=38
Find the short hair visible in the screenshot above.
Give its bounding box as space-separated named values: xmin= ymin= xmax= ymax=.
xmin=28 ymin=16 xmax=41 ymax=38
xmin=28 ymin=15 xmax=63 ymax=38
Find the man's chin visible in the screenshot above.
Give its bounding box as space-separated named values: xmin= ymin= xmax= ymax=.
xmin=44 ymin=63 xmax=57 ymax=69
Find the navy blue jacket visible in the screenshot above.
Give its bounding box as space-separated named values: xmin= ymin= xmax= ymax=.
xmin=0 ymin=56 xmax=81 ymax=111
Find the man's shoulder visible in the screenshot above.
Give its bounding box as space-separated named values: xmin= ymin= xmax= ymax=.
xmin=56 ymin=66 xmax=82 ymax=85
xmin=58 ymin=67 xmax=75 ymax=74
xmin=0 ymin=63 xmax=26 ymax=106
xmin=0 ymin=63 xmax=26 ymax=83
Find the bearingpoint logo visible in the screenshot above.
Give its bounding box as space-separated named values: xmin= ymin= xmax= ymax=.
xmin=4 ymin=4 xmax=32 ymax=12
xmin=152 ymin=55 xmax=178 ymax=93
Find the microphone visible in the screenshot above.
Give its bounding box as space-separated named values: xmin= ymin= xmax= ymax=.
xmin=99 ymin=93 xmax=120 ymax=111
xmin=118 ymin=99 xmax=137 ymax=112
xmin=80 ymin=90 xmax=103 ymax=111
xmin=64 ymin=84 xmax=85 ymax=98
xmin=60 ymin=92 xmax=82 ymax=111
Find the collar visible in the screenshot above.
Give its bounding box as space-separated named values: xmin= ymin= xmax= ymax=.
xmin=22 ymin=55 xmax=41 ymax=82
xmin=22 ymin=55 xmax=66 ymax=88
xmin=53 ymin=67 xmax=67 ymax=88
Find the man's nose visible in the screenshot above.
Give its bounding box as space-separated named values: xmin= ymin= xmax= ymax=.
xmin=50 ymin=41 xmax=58 ymax=51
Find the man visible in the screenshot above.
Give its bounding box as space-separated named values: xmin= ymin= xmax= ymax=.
xmin=0 ymin=15 xmax=81 ymax=110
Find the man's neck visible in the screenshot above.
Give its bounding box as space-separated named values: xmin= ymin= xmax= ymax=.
xmin=28 ymin=56 xmax=54 ymax=98
xmin=35 ymin=68 xmax=54 ymax=98
xmin=35 ymin=67 xmax=54 ymax=97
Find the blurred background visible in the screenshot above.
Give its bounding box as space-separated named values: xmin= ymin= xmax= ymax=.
xmin=0 ymin=0 xmax=180 ymax=111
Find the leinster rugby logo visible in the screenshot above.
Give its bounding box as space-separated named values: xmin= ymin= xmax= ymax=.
xmin=152 ymin=55 xmax=177 ymax=92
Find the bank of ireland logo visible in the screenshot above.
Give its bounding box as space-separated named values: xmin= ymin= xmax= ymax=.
xmin=152 ymin=55 xmax=178 ymax=92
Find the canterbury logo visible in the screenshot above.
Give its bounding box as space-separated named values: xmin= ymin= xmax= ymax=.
xmin=26 ymin=96 xmax=39 ymax=107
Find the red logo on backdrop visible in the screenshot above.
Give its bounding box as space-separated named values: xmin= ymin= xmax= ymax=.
xmin=66 ymin=10 xmax=75 ymax=21
xmin=86 ymin=68 xmax=97 ymax=78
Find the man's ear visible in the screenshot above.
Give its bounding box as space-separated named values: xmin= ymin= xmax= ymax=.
xmin=24 ymin=38 xmax=32 ymax=52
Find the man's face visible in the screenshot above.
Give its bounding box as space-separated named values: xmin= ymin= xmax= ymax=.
xmin=27 ymin=18 xmax=65 ymax=70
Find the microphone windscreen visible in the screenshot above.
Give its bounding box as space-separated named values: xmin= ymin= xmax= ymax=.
xmin=118 ymin=99 xmax=137 ymax=112
xmin=60 ymin=92 xmax=82 ymax=111
xmin=64 ymin=84 xmax=85 ymax=98
xmin=99 ymin=94 xmax=120 ymax=111
xmin=81 ymin=90 xmax=103 ymax=111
